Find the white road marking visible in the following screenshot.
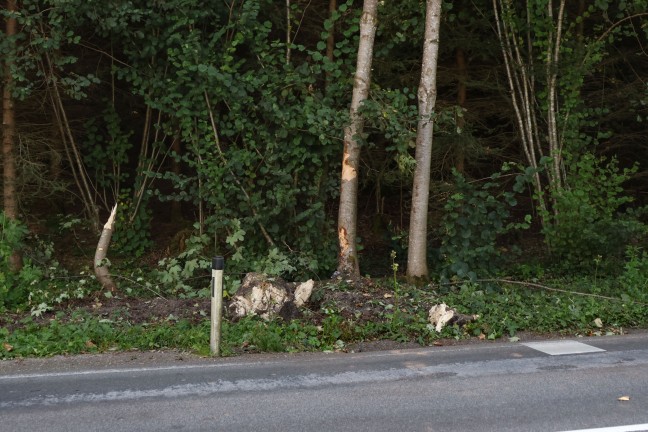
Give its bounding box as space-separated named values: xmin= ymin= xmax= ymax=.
xmin=0 ymin=344 xmax=521 ymax=381
xmin=559 ymin=423 xmax=648 ymax=432
xmin=523 ymin=340 xmax=605 ymax=356
xmin=0 ymin=363 xmax=240 ymax=380
xmin=3 ymin=349 xmax=647 ymax=408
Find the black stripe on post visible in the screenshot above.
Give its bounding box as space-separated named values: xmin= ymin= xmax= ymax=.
xmin=212 ymin=256 xmax=224 ymax=271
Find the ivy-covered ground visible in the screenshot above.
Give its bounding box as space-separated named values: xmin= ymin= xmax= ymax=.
xmin=3 ymin=212 xmax=648 ymax=360
xmin=2 ymin=271 xmax=648 ymax=360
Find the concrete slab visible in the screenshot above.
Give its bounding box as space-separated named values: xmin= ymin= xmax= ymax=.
xmin=522 ymin=340 xmax=606 ymax=356
xmin=560 ymin=423 xmax=648 ymax=432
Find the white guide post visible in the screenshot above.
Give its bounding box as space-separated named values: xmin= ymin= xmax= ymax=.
xmin=210 ymin=256 xmax=224 ymax=356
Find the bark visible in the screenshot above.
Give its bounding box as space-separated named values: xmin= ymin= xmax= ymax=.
xmin=406 ymin=0 xmax=442 ymax=280
xmin=545 ymin=0 xmax=566 ymax=192
xmin=170 ymin=136 xmax=183 ymax=223
xmin=455 ymin=48 xmax=467 ymax=174
xmin=326 ymin=0 xmax=337 ymax=62
xmin=45 ymin=50 xmax=101 ymax=230
xmin=336 ymin=0 xmax=378 ymax=280
xmin=493 ymin=0 xmax=571 ymax=223
xmin=493 ymin=0 xmax=548 ymax=220
xmin=285 ymin=0 xmax=291 ymax=64
xmin=325 ymin=0 xmax=337 ymax=89
xmin=94 ymin=205 xmax=118 ymax=292
xmin=2 ymin=0 xmax=21 ymax=271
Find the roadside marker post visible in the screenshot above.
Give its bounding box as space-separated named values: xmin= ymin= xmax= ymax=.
xmin=210 ymin=256 xmax=224 ymax=356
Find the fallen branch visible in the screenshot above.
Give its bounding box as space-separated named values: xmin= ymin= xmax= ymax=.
xmin=94 ymin=205 xmax=118 ymax=292
xmin=434 ymin=278 xmax=648 ymax=307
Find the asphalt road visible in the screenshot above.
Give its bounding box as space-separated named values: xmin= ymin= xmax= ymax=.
xmin=2 ymin=335 xmax=648 ymax=432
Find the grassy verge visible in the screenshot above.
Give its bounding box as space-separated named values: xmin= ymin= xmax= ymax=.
xmin=2 ymin=276 xmax=647 ymax=360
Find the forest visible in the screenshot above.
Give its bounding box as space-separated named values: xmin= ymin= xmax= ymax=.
xmin=1 ymin=0 xmax=648 ymax=357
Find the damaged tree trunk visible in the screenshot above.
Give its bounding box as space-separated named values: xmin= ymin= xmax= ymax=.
xmin=337 ymin=0 xmax=378 ymax=281
xmin=94 ymin=205 xmax=118 ymax=291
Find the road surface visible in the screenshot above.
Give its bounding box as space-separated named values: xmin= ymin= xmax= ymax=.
xmin=2 ymin=335 xmax=648 ymax=431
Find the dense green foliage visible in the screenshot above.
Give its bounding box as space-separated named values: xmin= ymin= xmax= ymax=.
xmin=3 ymin=275 xmax=648 ymax=359
xmin=438 ymin=167 xmax=531 ymax=281
xmin=0 ymin=213 xmax=33 ymax=308
xmin=2 ymin=0 xmax=648 ymax=355
xmin=543 ymin=154 xmax=647 ymax=269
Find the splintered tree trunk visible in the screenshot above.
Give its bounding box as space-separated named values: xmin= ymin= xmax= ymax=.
xmin=94 ymin=205 xmax=118 ymax=292
xmin=406 ymin=0 xmax=442 ymax=281
xmin=336 ymin=0 xmax=378 ymax=281
xmin=2 ymin=0 xmax=21 ymax=271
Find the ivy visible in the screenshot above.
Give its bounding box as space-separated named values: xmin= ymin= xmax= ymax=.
xmin=0 ymin=213 xmax=41 ymax=310
xmin=543 ymin=154 xmax=647 ymax=270
xmin=438 ymin=167 xmax=531 ymax=282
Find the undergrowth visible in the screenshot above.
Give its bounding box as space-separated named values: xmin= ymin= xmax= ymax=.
xmin=3 ymin=272 xmax=648 ymax=360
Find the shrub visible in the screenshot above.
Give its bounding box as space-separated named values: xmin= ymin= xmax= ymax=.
xmin=0 ymin=213 xmax=42 ymax=310
xmin=438 ymin=167 xmax=530 ymax=281
xmin=543 ymin=154 xmax=646 ymax=270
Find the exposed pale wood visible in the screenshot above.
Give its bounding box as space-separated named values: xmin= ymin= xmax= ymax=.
xmin=337 ymin=0 xmax=378 ymax=280
xmin=94 ymin=205 xmax=118 ymax=292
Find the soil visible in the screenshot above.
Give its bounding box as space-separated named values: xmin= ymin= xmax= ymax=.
xmin=2 ymin=274 xmax=645 ymax=369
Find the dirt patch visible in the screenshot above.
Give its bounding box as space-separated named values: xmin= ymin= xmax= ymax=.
xmin=4 ymin=275 xmax=645 ymax=363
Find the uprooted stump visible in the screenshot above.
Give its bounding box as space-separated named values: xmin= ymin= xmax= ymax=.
xmin=228 ymin=273 xmax=314 ymax=321
xmin=428 ymin=303 xmax=479 ymax=332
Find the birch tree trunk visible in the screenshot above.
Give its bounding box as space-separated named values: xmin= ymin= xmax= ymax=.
xmin=492 ymin=0 xmax=567 ymax=224
xmin=2 ymin=0 xmax=22 ymax=271
xmin=336 ymin=0 xmax=378 ymax=280
xmin=406 ymin=0 xmax=442 ymax=280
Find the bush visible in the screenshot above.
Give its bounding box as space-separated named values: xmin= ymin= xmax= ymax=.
xmin=543 ymin=154 xmax=646 ymax=270
xmin=0 ymin=213 xmax=41 ymax=310
xmin=619 ymin=246 xmax=648 ymax=301
xmin=438 ymin=167 xmax=530 ymax=281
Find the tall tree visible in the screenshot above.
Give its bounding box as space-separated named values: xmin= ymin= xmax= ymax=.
xmin=337 ymin=0 xmax=378 ymax=280
xmin=406 ymin=0 xmax=442 ymax=280
xmin=492 ymin=0 xmax=566 ymax=222
xmin=2 ymin=0 xmax=21 ymax=271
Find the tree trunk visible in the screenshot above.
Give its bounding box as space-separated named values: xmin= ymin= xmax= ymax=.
xmin=455 ymin=47 xmax=467 ymax=174
xmin=545 ymin=0 xmax=566 ymax=193
xmin=492 ymin=0 xmax=568 ymax=224
xmin=336 ymin=0 xmax=378 ymax=280
xmin=2 ymin=0 xmax=22 ymax=271
xmin=326 ymin=0 xmax=337 ymax=62
xmin=325 ymin=0 xmax=337 ymax=89
xmin=170 ymin=136 xmax=183 ymax=223
xmin=285 ymin=0 xmax=292 ymax=64
xmin=94 ymin=205 xmax=118 ymax=292
xmin=406 ymin=0 xmax=442 ymax=281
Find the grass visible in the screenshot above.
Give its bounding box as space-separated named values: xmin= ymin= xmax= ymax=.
xmin=2 ymin=273 xmax=648 ymax=360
